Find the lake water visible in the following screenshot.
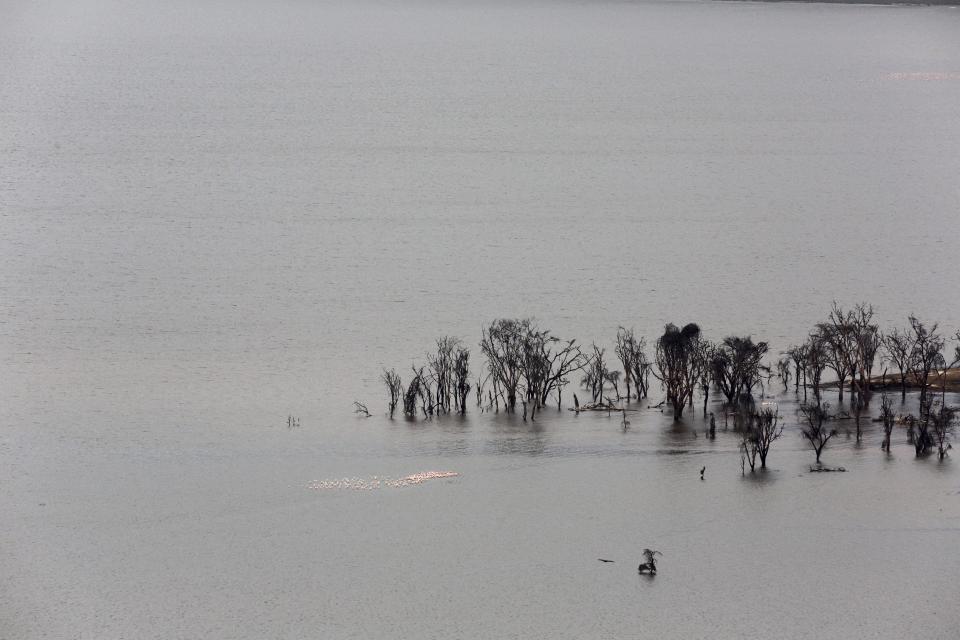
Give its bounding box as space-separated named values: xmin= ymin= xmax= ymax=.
xmin=2 ymin=0 xmax=959 ymax=637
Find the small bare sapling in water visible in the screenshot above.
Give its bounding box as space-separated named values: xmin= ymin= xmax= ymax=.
xmin=638 ymin=549 xmax=662 ymax=574
xmin=353 ymin=401 xmax=371 ymax=417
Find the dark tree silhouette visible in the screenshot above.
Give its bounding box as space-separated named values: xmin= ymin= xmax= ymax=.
xmin=453 ymin=347 xmax=470 ymax=415
xmin=805 ymin=334 xmax=828 ymax=404
xmin=695 ymin=338 xmax=715 ymax=415
xmin=710 ymin=336 xmax=768 ymax=405
xmin=480 ymin=319 xmax=531 ymax=413
xmin=879 ymin=394 xmax=895 ymax=452
xmin=750 ymin=406 xmax=783 ymax=469
xmin=615 ymin=327 xmax=650 ymax=402
xmin=907 ymin=316 xmax=945 ymax=424
xmin=818 ymin=314 xmax=854 ymax=403
xmin=581 ymin=343 xmax=609 ymax=404
xmin=539 ymin=336 xmax=588 ymax=410
xmin=912 ymin=396 xmax=936 ymax=456
xmin=429 ymin=336 xmax=460 ymax=414
xmin=787 ymin=344 xmax=809 ymax=401
xmin=638 ymin=549 xmax=661 ymax=574
xmin=403 ymin=366 xmax=429 ymax=417
xmin=654 ymin=323 xmax=701 ymax=419
xmin=930 ymin=402 xmax=955 ymax=459
xmin=777 ymin=356 xmax=792 ymax=392
xmin=883 ymin=328 xmax=914 ymax=401
xmin=850 ymin=304 xmax=881 ymax=404
xmin=381 ymin=368 xmax=403 ymax=418
xmin=799 ymin=402 xmax=837 ymax=464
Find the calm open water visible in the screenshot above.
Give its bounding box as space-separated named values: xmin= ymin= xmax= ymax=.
xmin=2 ymin=0 xmax=959 ymax=638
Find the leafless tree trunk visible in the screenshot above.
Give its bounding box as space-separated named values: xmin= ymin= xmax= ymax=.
xmin=653 ymin=323 xmax=701 ymax=419
xmin=908 ymin=316 xmax=945 ymax=425
xmin=381 ymin=368 xmax=403 ymax=418
xmin=930 ymin=402 xmax=955 ymax=459
xmin=880 ymin=394 xmax=895 ymax=452
xmin=800 ymin=402 xmax=837 ymax=464
xmin=884 ymin=328 xmax=914 ymax=402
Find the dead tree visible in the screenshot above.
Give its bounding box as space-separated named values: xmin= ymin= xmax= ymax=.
xmin=751 ymin=406 xmax=783 ymax=469
xmin=539 ymin=337 xmax=588 ymax=410
xmin=883 ymin=328 xmax=914 ymax=401
xmin=912 ymin=396 xmax=936 ymax=456
xmin=353 ymin=401 xmax=371 ymax=417
xmin=850 ymin=304 xmax=881 ymax=403
xmin=695 ymin=339 xmax=715 ymax=416
xmin=788 ymin=344 xmax=809 ymax=401
xmin=615 ymin=328 xmax=653 ymax=403
xmin=480 ymin=319 xmax=530 ymax=413
xmin=818 ymin=313 xmax=854 ymax=403
xmin=777 ymin=356 xmax=792 ymax=392
xmin=711 ymin=336 xmax=768 ymax=406
xmin=805 ymin=334 xmax=828 ymax=404
xmin=930 ymin=402 xmax=955 ymax=459
xmin=908 ymin=316 xmax=945 ymax=424
xmin=879 ymin=394 xmax=895 ymax=452
xmin=653 ymin=323 xmax=701 ymax=419
xmin=581 ymin=344 xmax=609 ymax=404
xmin=381 ymin=368 xmax=403 ymax=418
xmin=428 ymin=336 xmax=460 ymax=414
xmin=615 ymin=327 xmax=650 ymax=402
xmin=799 ymin=402 xmax=837 ymax=464
xmin=453 ymin=347 xmax=470 ymax=415
xmin=403 ymin=366 xmax=429 ymax=417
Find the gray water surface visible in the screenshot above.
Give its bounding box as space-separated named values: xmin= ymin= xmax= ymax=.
xmin=2 ymin=1 xmax=960 ymax=638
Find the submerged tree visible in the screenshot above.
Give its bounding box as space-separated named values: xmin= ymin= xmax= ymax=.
xmin=879 ymin=394 xmax=895 ymax=452
xmin=750 ymin=406 xmax=783 ymax=469
xmin=912 ymin=396 xmax=936 ymax=457
xmin=453 ymin=347 xmax=470 ymax=415
xmin=787 ymin=344 xmax=809 ymax=401
xmin=381 ymin=368 xmax=403 ymax=418
xmin=930 ymin=402 xmax=955 ymax=460
xmin=403 ymin=366 xmax=429 ymax=417
xmin=480 ymin=319 xmax=531 ymax=412
xmin=538 ymin=336 xmax=588 ymax=410
xmin=849 ymin=304 xmax=881 ymax=404
xmin=777 ymin=356 xmax=792 ymax=392
xmin=429 ymin=336 xmax=460 ymax=414
xmin=883 ymin=328 xmax=914 ymax=401
xmin=818 ymin=316 xmax=854 ymax=403
xmin=799 ymin=402 xmax=837 ymax=464
xmin=907 ymin=316 xmax=945 ymax=424
xmin=695 ymin=338 xmax=715 ymax=416
xmin=615 ymin=327 xmax=651 ymax=402
xmin=582 ymin=343 xmax=610 ymax=404
xmin=805 ymin=334 xmax=828 ymax=404
xmin=711 ymin=336 xmax=768 ymax=406
xmin=654 ymin=323 xmax=701 ymax=419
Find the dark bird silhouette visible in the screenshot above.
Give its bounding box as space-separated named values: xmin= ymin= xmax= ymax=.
xmin=700 ymin=466 xmax=706 ymax=480
xmin=597 ymin=558 xmax=614 ymax=563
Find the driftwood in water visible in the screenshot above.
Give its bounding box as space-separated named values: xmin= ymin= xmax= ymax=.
xmin=809 ymin=466 xmax=846 ymax=473
xmin=568 ymin=401 xmax=636 ymax=412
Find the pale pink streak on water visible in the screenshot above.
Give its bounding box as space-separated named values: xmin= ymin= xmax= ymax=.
xmin=882 ymin=71 xmax=960 ymax=80
xmin=308 ymin=471 xmax=459 ymax=491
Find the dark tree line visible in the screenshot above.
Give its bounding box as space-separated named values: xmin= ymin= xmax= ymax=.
xmin=371 ymin=307 xmax=956 ymax=463
xmin=779 ymin=304 xmax=957 ymax=457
